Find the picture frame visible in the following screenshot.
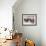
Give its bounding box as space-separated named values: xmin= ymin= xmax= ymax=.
xmin=22 ymin=14 xmax=37 ymax=26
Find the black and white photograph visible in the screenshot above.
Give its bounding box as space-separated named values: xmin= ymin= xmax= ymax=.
xmin=22 ymin=14 xmax=37 ymax=26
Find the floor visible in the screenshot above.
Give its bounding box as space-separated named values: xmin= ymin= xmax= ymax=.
xmin=0 ymin=39 xmax=16 ymax=46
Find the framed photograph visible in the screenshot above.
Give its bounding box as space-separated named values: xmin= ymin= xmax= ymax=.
xmin=22 ymin=14 xmax=37 ymax=26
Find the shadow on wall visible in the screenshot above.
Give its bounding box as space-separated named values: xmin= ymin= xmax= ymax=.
xmin=12 ymin=0 xmax=41 ymax=46
xmin=12 ymin=0 xmax=24 ymax=9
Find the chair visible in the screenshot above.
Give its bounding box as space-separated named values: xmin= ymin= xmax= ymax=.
xmin=15 ymin=33 xmax=23 ymax=46
xmin=25 ymin=40 xmax=35 ymax=46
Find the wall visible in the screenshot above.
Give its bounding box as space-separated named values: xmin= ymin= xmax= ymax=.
xmin=0 ymin=0 xmax=16 ymax=30
xmin=41 ymin=0 xmax=46 ymax=46
xmin=13 ymin=0 xmax=41 ymax=46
